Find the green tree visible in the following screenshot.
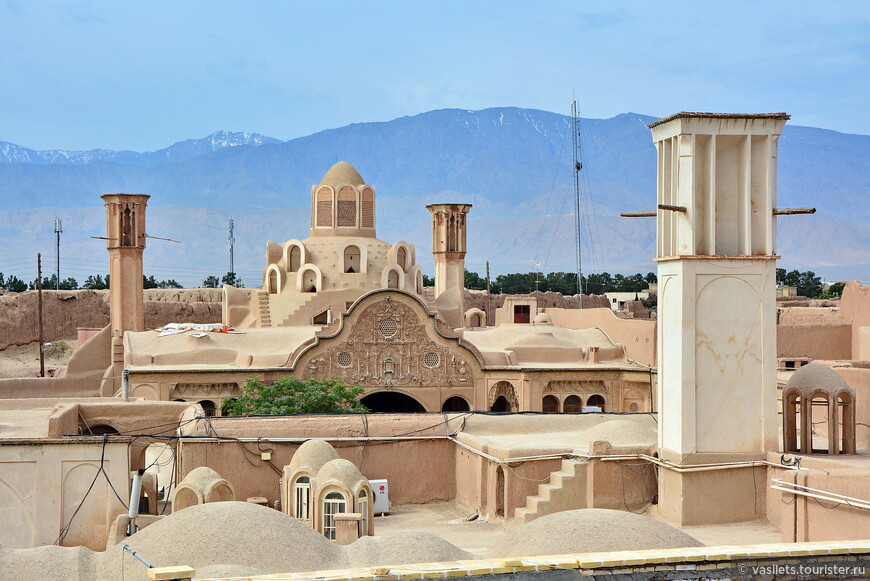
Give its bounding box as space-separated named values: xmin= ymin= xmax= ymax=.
xmin=827 ymin=282 xmax=845 ymax=297
xmin=143 ymin=275 xmax=159 ymax=289
xmin=798 ymin=271 xmax=822 ymax=298
xmin=83 ymin=274 xmax=109 ymax=289
xmin=222 ymin=377 xmax=369 ymax=416
xmin=158 ymin=279 xmax=183 ymax=289
xmin=464 ymin=269 xmax=486 ymax=290
xmin=202 ymin=275 xmax=220 ymax=288
xmin=421 ymin=274 xmax=434 ymax=286
xmin=222 ymin=272 xmax=243 ymax=287
xmin=4 ymin=275 xmax=26 ymax=292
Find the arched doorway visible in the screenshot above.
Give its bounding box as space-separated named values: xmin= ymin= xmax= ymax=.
xmin=542 ymin=395 xmax=560 ymax=413
xmin=442 ymin=396 xmax=470 ymax=412
xmin=302 ymin=270 xmax=317 ymax=292
xmin=490 ymin=396 xmax=510 ymax=412
xmin=199 ymin=400 xmax=217 ymax=417
xmin=86 ymin=424 xmax=120 ymax=435
xmin=564 ymin=395 xmax=583 ymax=413
xmin=586 ymin=394 xmax=606 ymax=412
xmin=489 ymin=381 xmax=518 ymax=412
xmin=361 ymin=392 xmax=426 ymax=413
xmin=495 ymin=465 xmax=505 ymax=517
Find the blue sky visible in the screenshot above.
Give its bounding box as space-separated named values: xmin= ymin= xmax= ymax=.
xmin=1 ymin=1 xmax=868 ymax=151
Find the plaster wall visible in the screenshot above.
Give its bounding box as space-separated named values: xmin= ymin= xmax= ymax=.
xmin=777 ymin=323 xmax=851 ymax=360
xmin=0 ymin=438 xmax=129 ymax=549
xmin=543 ymin=308 xmax=656 ymax=368
xmin=841 ymin=281 xmax=870 ymax=360
xmin=658 ymin=259 xmax=779 ymax=460
xmin=777 ymin=464 xmax=870 ymax=542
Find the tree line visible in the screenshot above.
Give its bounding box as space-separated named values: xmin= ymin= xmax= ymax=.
xmin=431 ymin=269 xmax=658 ymax=295
xmin=0 ymin=268 xmax=844 ymax=299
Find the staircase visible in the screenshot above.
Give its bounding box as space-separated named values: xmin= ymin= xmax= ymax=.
xmin=513 ymin=458 xmax=587 ymax=524
xmin=277 ymin=293 xmax=317 ymax=327
xmin=256 ymin=291 xmax=273 ymax=327
xmin=422 ymin=287 xmax=437 ymax=311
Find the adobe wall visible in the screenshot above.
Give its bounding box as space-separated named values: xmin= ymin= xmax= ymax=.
xmin=775 ymin=464 xmax=870 ymax=542
xmin=542 ymin=307 xmax=657 ymax=367
xmin=776 ymin=306 xmax=851 ymax=359
xmin=0 ymin=437 xmax=130 ymax=549
xmin=463 ymin=290 xmax=610 ymax=326
xmin=177 ymin=414 xmax=462 ymax=507
xmin=841 ymin=281 xmax=870 ymax=359
xmin=0 ymin=288 xmax=222 ymax=351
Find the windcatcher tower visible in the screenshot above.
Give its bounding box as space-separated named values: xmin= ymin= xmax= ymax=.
xmin=651 ymin=113 xmax=788 ymax=525
xmin=427 ymin=204 xmax=472 ymax=298
xmin=101 ymin=193 xmax=149 ymax=396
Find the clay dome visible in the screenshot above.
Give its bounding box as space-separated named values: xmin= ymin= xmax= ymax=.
xmin=316 ymin=458 xmax=367 ymax=489
xmin=320 ymin=161 xmax=366 ymax=187
xmin=490 ymin=508 xmax=703 ymax=557
xmin=288 ymin=439 xmax=341 ymax=475
xmin=785 ymin=363 xmax=853 ymax=397
xmin=533 ymin=313 xmax=552 ymax=324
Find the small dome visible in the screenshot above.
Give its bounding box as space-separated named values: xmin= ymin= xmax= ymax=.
xmin=316 ymin=458 xmax=367 ymax=490
xmin=320 ymin=161 xmax=365 ymax=187
xmin=533 ymin=313 xmax=552 ymax=324
xmin=785 ymin=363 xmax=853 ymax=396
xmin=288 ymin=439 xmax=341 ymax=475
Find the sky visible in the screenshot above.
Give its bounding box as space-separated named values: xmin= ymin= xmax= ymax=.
xmin=0 ymin=1 xmax=868 ymax=152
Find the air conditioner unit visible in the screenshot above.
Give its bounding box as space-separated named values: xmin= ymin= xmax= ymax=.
xmin=368 ymin=479 xmax=391 ymax=514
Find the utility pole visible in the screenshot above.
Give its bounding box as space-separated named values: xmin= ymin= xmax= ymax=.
xmin=572 ymin=100 xmax=584 ymax=309
xmin=228 ymin=218 xmax=235 ymax=282
xmin=54 ymin=218 xmax=62 ymax=290
xmin=37 ymin=253 xmax=45 ymax=377
xmin=485 ymin=261 xmax=491 ymax=326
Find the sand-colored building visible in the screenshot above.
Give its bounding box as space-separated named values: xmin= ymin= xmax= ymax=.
xmin=121 ymin=162 xmax=656 ymax=415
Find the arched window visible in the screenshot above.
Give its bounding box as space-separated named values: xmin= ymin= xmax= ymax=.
xmin=564 ymin=395 xmax=583 ymax=413
xmin=361 ymin=187 xmax=375 ymax=228
xmin=344 ymin=246 xmax=361 ymax=273
xmin=302 ymin=270 xmax=317 ymax=292
xmin=337 ymin=186 xmax=357 ymax=227
xmin=357 ymin=489 xmax=369 ymax=536
xmin=586 ymin=394 xmax=606 ymax=412
xmin=383 ymin=357 xmax=396 ymax=375
xmin=322 ymin=492 xmax=347 ymax=540
xmin=199 ymin=400 xmax=216 ymax=417
xmin=289 ymin=246 xmax=301 ymax=272
xmin=542 ymin=395 xmax=560 ymax=413
xmin=316 ymin=187 xmax=333 ymax=227
xmin=396 ymin=247 xmax=407 ymax=271
xmin=442 ymin=396 xmax=471 ymax=412
xmin=268 ymin=269 xmax=278 ymax=294
xmin=294 ymin=476 xmax=310 ymax=521
xmin=387 ymin=270 xmax=399 ymax=289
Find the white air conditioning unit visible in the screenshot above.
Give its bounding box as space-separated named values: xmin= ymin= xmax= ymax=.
xmin=369 ymin=479 xmax=391 ymax=514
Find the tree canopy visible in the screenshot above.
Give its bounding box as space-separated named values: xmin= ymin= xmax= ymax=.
xmin=221 ymin=377 xmax=369 ymax=416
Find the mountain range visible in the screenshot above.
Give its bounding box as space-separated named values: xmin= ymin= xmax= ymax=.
xmin=0 ymin=108 xmax=867 ymax=288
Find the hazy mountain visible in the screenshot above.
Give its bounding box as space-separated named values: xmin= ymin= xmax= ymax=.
xmin=0 ymin=108 xmax=867 ymax=287
xmin=0 ymin=130 xmax=279 ymax=166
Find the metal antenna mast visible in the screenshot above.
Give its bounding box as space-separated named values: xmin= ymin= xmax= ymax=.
xmin=572 ymin=100 xmax=583 ymax=309
xmin=228 ymin=218 xmax=235 ymax=278
xmin=53 ymin=218 xmax=63 ymax=290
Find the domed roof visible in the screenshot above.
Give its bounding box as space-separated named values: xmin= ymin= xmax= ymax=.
xmin=320 ymin=161 xmax=366 ymax=187
xmin=785 ymin=363 xmax=853 ymax=396
xmin=316 ymin=458 xmax=367 ymax=490
xmin=288 ymin=439 xmax=341 ymax=474
xmin=489 ymin=509 xmax=702 ymax=557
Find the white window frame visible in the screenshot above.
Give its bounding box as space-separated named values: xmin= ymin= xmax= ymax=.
xmin=293 ymin=477 xmax=310 ymax=521
xmin=322 ymin=492 xmax=347 ymax=540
